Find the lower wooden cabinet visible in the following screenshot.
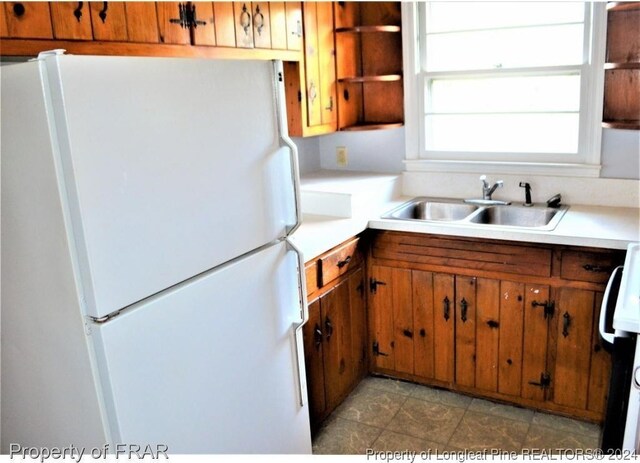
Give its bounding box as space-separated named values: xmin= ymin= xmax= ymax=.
xmin=303 ymin=239 xmax=367 ymax=431
xmin=368 ymin=231 xmax=623 ymax=422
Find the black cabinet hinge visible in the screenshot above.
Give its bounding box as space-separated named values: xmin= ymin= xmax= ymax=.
xmin=528 ymin=372 xmax=551 ymax=389
xmin=370 ymin=278 xmax=387 ymax=294
xmin=372 ymin=341 xmax=389 ymax=357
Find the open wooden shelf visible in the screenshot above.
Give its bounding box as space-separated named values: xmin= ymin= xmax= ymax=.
xmin=604 ymin=62 xmax=640 ymax=70
xmin=607 ymin=2 xmax=640 ymax=12
xmin=340 ymin=122 xmax=403 ymax=131
xmin=602 ymin=120 xmax=640 ymax=130
xmin=338 ymin=74 xmax=402 ymax=83
xmin=335 ymin=25 xmax=401 ymax=33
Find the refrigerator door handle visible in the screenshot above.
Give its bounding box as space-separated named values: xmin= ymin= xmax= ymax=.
xmin=600 ymin=265 xmax=624 ymax=345
xmin=287 ymin=238 xmax=309 ymax=407
xmin=273 ymin=60 xmax=302 ymax=236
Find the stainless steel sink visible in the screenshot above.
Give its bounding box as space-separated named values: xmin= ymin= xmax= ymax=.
xmin=469 ymin=205 xmax=566 ymax=229
xmin=385 ymin=199 xmax=478 ymax=222
xmin=382 ymin=197 xmax=568 ymax=231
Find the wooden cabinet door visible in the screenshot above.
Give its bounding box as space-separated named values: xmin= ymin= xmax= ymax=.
xmin=316 ymin=2 xmax=336 ymax=125
xmin=157 ymin=2 xmax=190 ymax=44
xmin=191 ymin=2 xmax=216 ymax=46
xmin=303 ymin=298 xmax=326 ymax=426
xmin=433 ymin=273 xmax=455 ymax=383
xmin=50 ymin=2 xmax=93 ymax=40
xmin=90 ymin=2 xmax=128 ymax=41
xmin=369 ymin=265 xmax=395 ymax=371
xmin=551 ymin=288 xmax=596 ymax=410
xmin=213 ymin=2 xmax=236 ymax=47
xmin=269 ymin=1 xmax=287 ymax=50
xmin=348 ymin=267 xmax=367 ymax=387
xmin=302 ymin=2 xmax=321 ymax=127
xmin=455 ymin=276 xmax=477 ymax=388
xmin=285 ymin=1 xmax=302 ymax=51
xmin=233 ymin=2 xmax=253 ymax=48
xmin=124 ymin=2 xmax=160 ymax=43
xmin=4 ymin=2 xmax=53 ymax=39
xmin=252 ymin=2 xmax=271 ymax=48
xmin=522 ymin=284 xmax=551 ymax=402
xmin=474 ymin=278 xmax=500 ymax=393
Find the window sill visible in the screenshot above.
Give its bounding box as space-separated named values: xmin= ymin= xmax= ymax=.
xmin=404 ymin=160 xmax=602 ymax=178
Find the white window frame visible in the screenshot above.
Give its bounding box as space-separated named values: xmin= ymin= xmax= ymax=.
xmin=402 ymin=2 xmax=607 ymax=177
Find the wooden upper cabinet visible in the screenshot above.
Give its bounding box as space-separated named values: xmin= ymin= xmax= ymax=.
xmin=233 ymin=2 xmax=253 ymax=48
xmin=252 ymin=2 xmax=271 ymax=49
xmin=213 ymin=2 xmax=235 ymax=47
xmin=269 ymin=2 xmax=287 ymax=50
xmin=157 ymin=2 xmax=191 ymax=45
xmin=50 ymin=2 xmax=93 ymax=40
xmin=3 ymin=2 xmax=53 ymax=39
xmin=190 ymin=2 xmax=216 ymax=46
xmin=285 ymin=1 xmax=302 ymax=51
xmin=124 ymin=3 xmax=160 ymax=43
xmin=89 ymin=2 xmax=128 ymax=41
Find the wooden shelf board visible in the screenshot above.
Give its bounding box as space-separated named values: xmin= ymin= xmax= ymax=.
xmin=340 ymin=122 xmax=404 ymax=132
xmin=605 ymin=62 xmax=640 ymax=70
xmin=602 ymin=120 xmax=640 ymax=130
xmin=0 ymin=39 xmax=303 ymax=61
xmin=338 ymin=74 xmax=402 ymax=83
xmin=607 ymin=2 xmax=640 ymax=11
xmin=335 ymin=25 xmax=401 ymax=33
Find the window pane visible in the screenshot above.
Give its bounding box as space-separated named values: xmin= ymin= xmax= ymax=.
xmin=426 ymin=2 xmax=585 ymax=33
xmin=425 ymin=114 xmax=579 ymax=153
xmin=426 ymin=24 xmax=584 ymax=71
xmin=428 ymin=75 xmax=581 ymax=113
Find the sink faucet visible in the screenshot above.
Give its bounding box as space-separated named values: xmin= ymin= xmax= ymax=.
xmin=480 ymin=175 xmax=503 ymax=200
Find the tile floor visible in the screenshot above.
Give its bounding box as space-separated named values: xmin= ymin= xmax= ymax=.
xmin=312 ymin=376 xmax=602 ymax=455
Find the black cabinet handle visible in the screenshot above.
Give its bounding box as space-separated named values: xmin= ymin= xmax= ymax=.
xmin=325 ymin=316 xmax=333 ymax=341
xmin=239 ymin=3 xmax=251 ymax=35
xmin=12 ymin=3 xmax=25 ymax=17
xmin=98 ymin=1 xmax=108 ymax=23
xmin=562 ymin=312 xmax=571 ymax=338
xmin=313 ymin=323 xmax=323 ymax=349
xmin=443 ymin=296 xmax=450 ymax=321
xmin=336 ymin=255 xmax=351 ymax=268
xmin=460 ymin=298 xmax=468 ymax=322
xmin=254 ymin=4 xmax=264 ymax=35
xmin=583 ymin=264 xmax=610 ymax=273
xmin=73 ymin=2 xmax=84 ymax=22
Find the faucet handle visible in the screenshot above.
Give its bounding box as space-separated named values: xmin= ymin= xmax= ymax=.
xmin=480 ymin=175 xmax=488 ymax=187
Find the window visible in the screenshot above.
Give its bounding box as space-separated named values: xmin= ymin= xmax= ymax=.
xmin=404 ymin=2 xmax=607 ymax=176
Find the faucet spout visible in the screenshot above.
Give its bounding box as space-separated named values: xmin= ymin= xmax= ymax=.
xmin=480 ymin=176 xmax=503 ymax=200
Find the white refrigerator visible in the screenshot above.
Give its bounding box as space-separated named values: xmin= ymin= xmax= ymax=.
xmin=1 ymin=51 xmax=311 ymax=454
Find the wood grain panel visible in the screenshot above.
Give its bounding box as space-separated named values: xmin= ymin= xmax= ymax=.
xmin=0 ymin=3 xmax=8 ymax=37
xmin=348 ymin=268 xmax=367 ymax=386
xmin=456 ymin=276 xmax=477 ymax=388
xmin=303 ymin=2 xmax=321 ymax=127
xmin=305 ymin=260 xmax=319 ymax=296
xmin=191 ymin=2 xmax=216 ymax=46
xmin=362 ymin=80 xmax=404 ymax=123
xmin=361 ymin=31 xmax=402 ymax=76
xmin=50 ymin=2 xmax=93 ymax=40
xmin=475 ymin=278 xmax=500 ymax=393
xmin=317 ymin=2 xmax=336 ymax=126
xmin=90 ymin=2 xmax=127 ymax=41
xmin=433 ymin=273 xmax=455 ymax=383
xmin=392 ymin=268 xmax=414 ymax=375
xmin=370 ymin=265 xmax=395 ymax=370
xmin=522 ymin=284 xmax=551 ymax=402
xmin=607 ymin=8 xmax=640 ymax=63
xmin=303 ymin=298 xmax=326 ymax=426
xmin=125 ymin=3 xmax=160 ymax=43
xmin=498 ymin=281 xmax=525 ymax=397
xmin=269 ymin=2 xmax=287 ymax=50
xmin=587 ymin=292 xmax=611 ymax=414
xmin=413 ymin=270 xmax=435 ymax=379
xmin=285 ymin=1 xmax=302 ymax=51
xmin=553 ymin=288 xmax=595 ymax=410
xmin=333 ymin=1 xmax=359 ymax=28
xmin=4 ymin=2 xmax=53 ymax=39
xmin=359 ymin=1 xmax=401 ymax=26
xmin=212 ymin=2 xmax=235 ymax=47
xmin=337 ymin=81 xmax=363 ymax=129
xmin=604 ymin=69 xmax=640 ymax=122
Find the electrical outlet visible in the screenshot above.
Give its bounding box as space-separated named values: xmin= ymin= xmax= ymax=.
xmin=336 ymin=146 xmax=348 ymax=167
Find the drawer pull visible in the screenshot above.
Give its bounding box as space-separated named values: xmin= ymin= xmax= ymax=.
xmin=582 ymin=264 xmax=610 ymax=273
xmin=336 ymin=255 xmax=351 ymax=268
xmin=443 ymin=296 xmax=450 ymax=321
xmin=562 ymin=311 xmax=571 ymax=337
xmin=460 ymin=298 xmax=468 ymax=322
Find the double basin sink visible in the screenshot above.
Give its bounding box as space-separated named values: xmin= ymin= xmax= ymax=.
xmin=383 ymin=197 xmax=568 ymax=231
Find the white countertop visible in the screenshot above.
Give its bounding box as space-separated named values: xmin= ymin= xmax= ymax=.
xmin=290 ymin=171 xmax=640 ymax=262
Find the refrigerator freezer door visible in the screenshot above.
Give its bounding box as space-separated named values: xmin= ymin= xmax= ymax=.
xmin=91 ymin=240 xmax=311 ymax=454
xmin=42 ymin=55 xmax=296 ymax=318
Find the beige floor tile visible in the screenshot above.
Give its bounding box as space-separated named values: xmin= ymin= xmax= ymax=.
xmin=531 ymin=412 xmax=601 ymax=438
xmin=410 ymin=384 xmax=473 ymax=409
xmin=468 ymin=398 xmax=534 ymax=423
xmin=312 ymin=416 xmax=383 ymax=455
xmin=371 ymin=430 xmax=445 ymax=453
xmin=387 ymin=397 xmax=466 ymax=444
xmin=362 ymin=375 xmax=418 ymax=396
xmin=448 ymin=410 xmax=530 ymax=452
xmin=335 ymin=383 xmax=408 ymax=428
xmin=522 ymin=424 xmax=601 ymax=451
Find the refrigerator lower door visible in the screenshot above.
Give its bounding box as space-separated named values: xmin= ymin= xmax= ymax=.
xmin=91 ymin=241 xmax=311 ymax=454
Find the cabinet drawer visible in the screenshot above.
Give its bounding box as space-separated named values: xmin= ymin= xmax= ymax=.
xmin=561 ymin=250 xmax=624 ymax=284
xmin=305 ymin=260 xmax=320 ymax=296
xmin=319 ymin=237 xmax=361 ymax=287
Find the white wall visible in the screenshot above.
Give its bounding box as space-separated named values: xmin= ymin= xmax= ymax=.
xmin=600 ymin=129 xmax=640 ymax=179
xmin=292 ymin=136 xmax=322 ymax=174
